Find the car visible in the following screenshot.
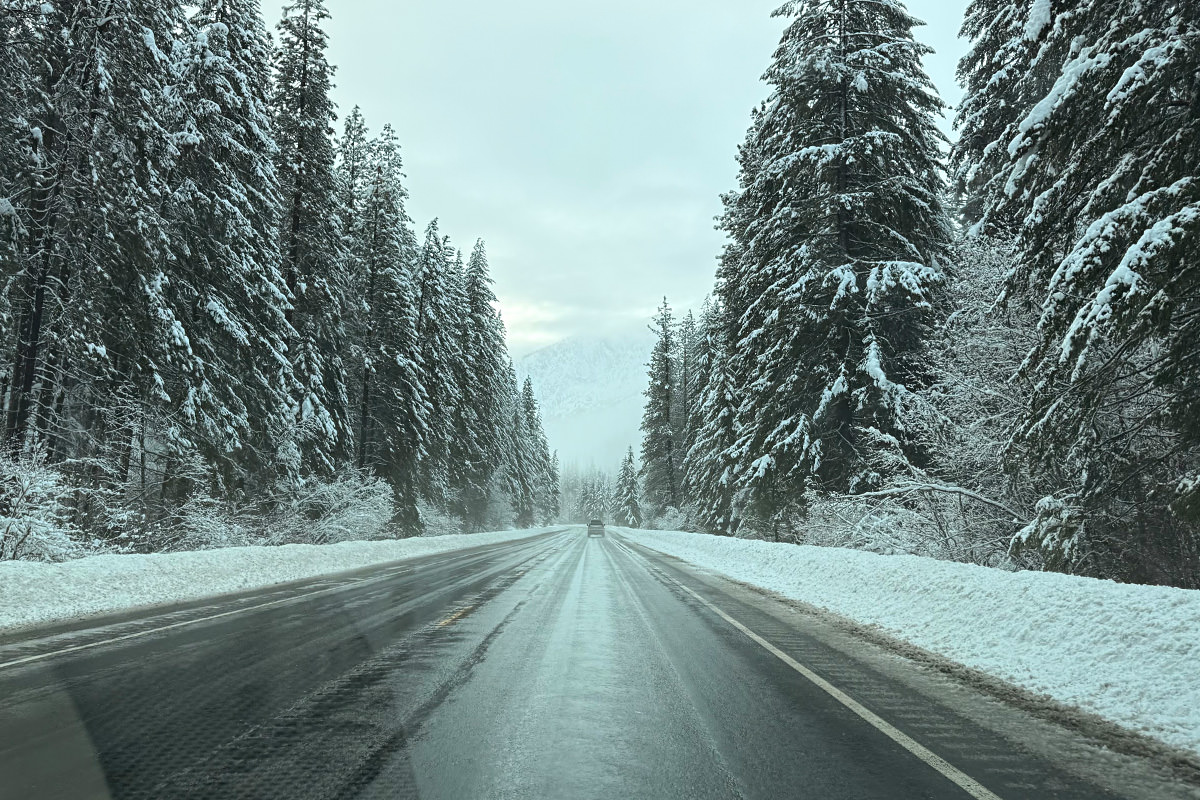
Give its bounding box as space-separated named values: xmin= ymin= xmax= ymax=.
xmin=587 ymin=519 xmax=605 ymax=537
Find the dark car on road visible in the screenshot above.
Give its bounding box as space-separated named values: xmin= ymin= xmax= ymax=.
xmin=587 ymin=519 xmax=605 ymax=537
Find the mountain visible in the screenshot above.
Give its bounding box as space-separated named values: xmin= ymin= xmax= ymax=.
xmin=516 ymin=331 xmax=654 ymax=469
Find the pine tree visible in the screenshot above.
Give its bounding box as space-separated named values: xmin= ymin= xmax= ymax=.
xmin=500 ymin=364 xmax=536 ymax=527
xmin=168 ymin=0 xmax=295 ymax=497
xmin=684 ymin=303 xmax=740 ymax=534
xmin=274 ymin=0 xmax=351 ymax=478
xmin=719 ymin=0 xmax=950 ymax=534
xmin=957 ymin=0 xmax=1200 ymax=583
xmin=673 ymin=309 xmax=700 ymax=509
xmin=520 ymin=378 xmax=555 ymax=523
xmin=412 ymin=220 xmax=462 ymax=502
xmin=545 ymin=451 xmax=562 ymax=524
xmin=950 ymin=0 xmax=1040 ymax=229
xmin=612 ymin=447 xmax=643 ymax=527
xmin=640 ymin=298 xmax=678 ymax=518
xmin=443 ymin=240 xmax=509 ymax=529
xmin=336 ymin=106 xmax=371 ymax=239
xmin=3 ymin=0 xmax=200 ymax=542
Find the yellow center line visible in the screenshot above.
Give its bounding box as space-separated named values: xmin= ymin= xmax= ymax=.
xmin=436 ymin=605 xmax=476 ymax=628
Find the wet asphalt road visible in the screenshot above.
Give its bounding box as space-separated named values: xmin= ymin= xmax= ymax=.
xmin=0 ymin=529 xmax=1193 ymax=800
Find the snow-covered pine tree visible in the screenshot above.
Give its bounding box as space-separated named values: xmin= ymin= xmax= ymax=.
xmin=336 ymin=106 xmax=370 ymax=240
xmin=413 ymin=220 xmax=462 ymax=503
xmin=274 ymin=0 xmax=352 ymax=478
xmin=950 ymin=0 xmax=1039 ymax=229
xmin=683 ymin=302 xmax=740 ymax=534
xmin=0 ymin=1 xmax=42 ymax=440
xmin=499 ymin=363 xmax=536 ymax=527
xmin=350 ymin=125 xmax=429 ymax=532
xmin=457 ymin=241 xmax=510 ymax=530
xmin=672 ymin=309 xmax=700 ymax=510
xmin=4 ymin=0 xmax=207 ymax=542
xmin=545 ymin=451 xmax=562 ymax=524
xmin=962 ymin=0 xmax=1200 ymax=585
xmin=168 ymin=0 xmax=296 ymax=497
xmin=720 ymin=0 xmax=950 ymax=534
xmin=640 ymin=298 xmax=678 ymax=519
xmin=612 ymin=447 xmax=643 ymax=527
xmin=520 ymin=377 xmax=555 ymax=524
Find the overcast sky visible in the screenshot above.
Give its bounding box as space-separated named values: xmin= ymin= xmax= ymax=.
xmin=284 ymin=1 xmax=970 ymax=356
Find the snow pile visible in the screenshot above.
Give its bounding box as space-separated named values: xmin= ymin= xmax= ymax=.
xmin=624 ymin=529 xmax=1200 ymax=756
xmin=0 ymin=528 xmax=556 ymax=635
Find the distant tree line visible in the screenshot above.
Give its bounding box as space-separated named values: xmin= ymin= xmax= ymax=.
xmin=640 ymin=0 xmax=1199 ymax=588
xmin=0 ymin=0 xmax=557 ymax=559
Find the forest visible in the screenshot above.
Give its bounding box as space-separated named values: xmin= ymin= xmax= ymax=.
xmin=0 ymin=0 xmax=560 ymax=560
xmin=636 ymin=0 xmax=1200 ymax=588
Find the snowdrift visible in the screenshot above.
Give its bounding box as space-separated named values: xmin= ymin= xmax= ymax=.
xmin=623 ymin=529 xmax=1200 ymax=756
xmin=0 ymin=528 xmax=556 ymax=635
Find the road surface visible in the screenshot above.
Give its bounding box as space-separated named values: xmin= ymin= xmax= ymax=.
xmin=0 ymin=529 xmax=1192 ymax=799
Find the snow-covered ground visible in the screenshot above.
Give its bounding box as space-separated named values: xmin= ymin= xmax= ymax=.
xmin=622 ymin=528 xmax=1200 ymax=757
xmin=0 ymin=528 xmax=557 ymax=635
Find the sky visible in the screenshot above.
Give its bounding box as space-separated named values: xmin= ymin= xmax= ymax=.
xmin=281 ymin=0 xmax=971 ymax=357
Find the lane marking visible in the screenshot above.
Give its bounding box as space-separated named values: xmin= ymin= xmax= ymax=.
xmin=0 ymin=532 xmax=573 ymax=673
xmin=436 ymin=604 xmax=476 ymax=628
xmin=626 ymin=544 xmax=1003 ymax=800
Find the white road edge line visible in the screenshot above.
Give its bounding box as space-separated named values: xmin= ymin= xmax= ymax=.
xmin=662 ymin=566 xmax=1004 ymax=800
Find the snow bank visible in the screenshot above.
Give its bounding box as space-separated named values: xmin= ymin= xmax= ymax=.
xmin=624 ymin=529 xmax=1200 ymax=756
xmin=0 ymin=528 xmax=556 ymax=635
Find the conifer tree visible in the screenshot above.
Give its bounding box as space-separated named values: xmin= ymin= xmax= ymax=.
xmin=719 ymin=0 xmax=950 ymax=534
xmin=673 ymin=310 xmax=700 ymax=509
xmin=612 ymin=447 xmax=643 ymax=527
xmin=640 ymin=298 xmax=678 ymax=518
xmin=169 ymin=0 xmax=295 ymax=496
xmin=684 ymin=305 xmax=739 ymax=534
xmin=957 ymin=0 xmax=1200 ymax=582
xmin=4 ymin=0 xmax=196 ymax=539
xmin=274 ymin=0 xmax=351 ymax=478
xmin=456 ymin=240 xmax=510 ymax=529
xmin=336 ymin=106 xmax=371 ymax=239
xmin=413 ymin=220 xmax=462 ymax=501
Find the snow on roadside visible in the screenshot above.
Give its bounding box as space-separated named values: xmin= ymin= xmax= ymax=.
xmin=0 ymin=528 xmax=558 ymax=635
xmin=622 ymin=528 xmax=1200 ymax=756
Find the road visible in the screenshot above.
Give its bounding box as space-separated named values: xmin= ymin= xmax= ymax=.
xmin=0 ymin=529 xmax=1192 ymax=800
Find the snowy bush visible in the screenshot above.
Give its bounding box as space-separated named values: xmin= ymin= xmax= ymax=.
xmin=648 ymin=506 xmax=688 ymax=532
xmin=0 ymin=451 xmax=83 ymax=562
xmin=266 ymin=472 xmax=395 ymax=545
xmin=416 ymin=501 xmax=466 ymax=537
xmin=174 ymin=495 xmax=259 ymax=551
xmin=797 ymin=490 xmax=1033 ymax=569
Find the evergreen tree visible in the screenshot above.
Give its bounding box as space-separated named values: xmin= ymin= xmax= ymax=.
xmin=957 ymin=0 xmax=1200 ymax=583
xmin=274 ymin=0 xmax=351 ymax=478
xmin=412 ymin=220 xmax=462 ymax=501
xmin=950 ymin=0 xmax=1039 ymax=229
xmin=336 ymin=106 xmax=371 ymax=239
xmin=612 ymin=447 xmax=643 ymax=527
xmin=640 ymin=298 xmax=678 ymax=518
xmin=521 ymin=377 xmax=555 ymax=523
xmin=545 ymin=451 xmax=562 ymax=524
xmin=673 ymin=309 xmax=700 ymax=509
xmin=169 ymin=0 xmax=295 ymax=496
xmin=3 ymin=0 xmax=197 ymax=541
xmin=719 ymin=0 xmax=950 ymax=534
xmin=455 ymin=240 xmax=510 ymax=530
xmin=500 ymin=364 xmax=536 ymax=527
xmin=684 ymin=304 xmax=739 ymax=534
